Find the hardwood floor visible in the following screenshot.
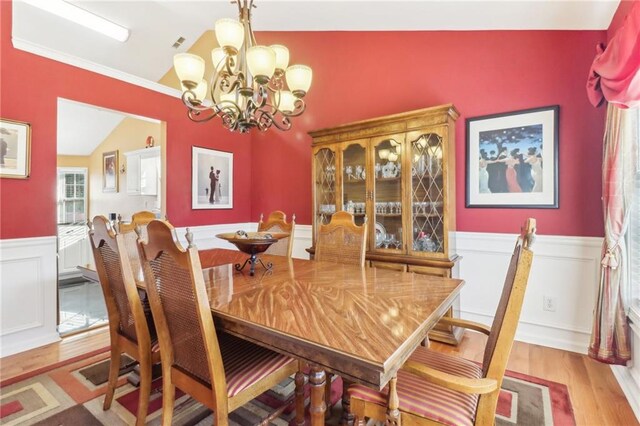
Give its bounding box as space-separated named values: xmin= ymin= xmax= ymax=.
xmin=1 ymin=328 xmax=637 ymax=425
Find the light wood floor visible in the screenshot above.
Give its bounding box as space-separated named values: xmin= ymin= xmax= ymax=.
xmin=1 ymin=328 xmax=637 ymax=425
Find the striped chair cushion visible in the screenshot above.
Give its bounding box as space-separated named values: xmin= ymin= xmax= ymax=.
xmin=349 ymin=348 xmax=482 ymax=426
xmin=218 ymin=333 xmax=295 ymax=397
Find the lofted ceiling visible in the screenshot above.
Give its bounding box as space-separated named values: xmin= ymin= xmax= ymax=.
xmin=57 ymin=99 xmax=159 ymax=156
xmin=14 ymin=1 xmax=620 ymax=86
xmin=18 ymin=1 xmax=620 ymax=148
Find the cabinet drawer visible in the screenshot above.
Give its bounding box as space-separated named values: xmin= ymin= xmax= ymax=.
xmin=370 ymin=261 xmax=407 ymax=272
xmin=407 ymin=265 xmax=450 ymax=278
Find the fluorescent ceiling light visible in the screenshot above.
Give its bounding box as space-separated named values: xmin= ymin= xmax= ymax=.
xmin=21 ymin=0 xmax=130 ymax=42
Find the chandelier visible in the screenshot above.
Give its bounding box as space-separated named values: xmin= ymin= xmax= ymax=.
xmin=173 ymin=0 xmax=312 ymax=133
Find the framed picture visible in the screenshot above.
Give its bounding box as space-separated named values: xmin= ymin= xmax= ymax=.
xmin=0 ymin=118 xmax=31 ymax=179
xmin=466 ymin=105 xmax=559 ymax=208
xmin=192 ymin=146 xmax=233 ymax=209
xmin=102 ymin=150 xmax=118 ymax=192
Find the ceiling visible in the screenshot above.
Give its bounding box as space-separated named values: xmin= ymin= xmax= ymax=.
xmin=20 ymin=1 xmax=621 ymax=149
xmin=57 ymin=99 xmax=161 ymax=156
xmin=14 ymin=1 xmax=621 ymax=87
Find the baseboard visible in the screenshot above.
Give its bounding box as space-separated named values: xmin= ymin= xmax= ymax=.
xmin=611 ymin=363 xmax=640 ymax=422
xmin=0 ymin=332 xmax=61 ymax=359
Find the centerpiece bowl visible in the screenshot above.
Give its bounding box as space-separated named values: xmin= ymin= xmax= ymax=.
xmin=216 ymin=231 xmax=289 ymax=276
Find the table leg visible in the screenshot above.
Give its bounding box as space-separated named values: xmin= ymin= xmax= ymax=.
xmin=386 ymin=376 xmax=401 ymax=425
xmin=294 ymin=363 xmax=306 ymax=426
xmin=341 ymin=378 xmax=355 ymax=426
xmin=309 ymin=365 xmax=327 ymax=426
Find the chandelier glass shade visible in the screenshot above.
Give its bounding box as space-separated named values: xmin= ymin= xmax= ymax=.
xmin=173 ymin=0 xmax=312 ymax=133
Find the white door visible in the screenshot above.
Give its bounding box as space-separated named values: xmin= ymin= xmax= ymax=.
xmin=57 ymin=167 xmax=90 ymax=277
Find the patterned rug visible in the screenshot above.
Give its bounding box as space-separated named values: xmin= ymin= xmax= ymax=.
xmin=0 ymin=348 xmax=575 ymax=425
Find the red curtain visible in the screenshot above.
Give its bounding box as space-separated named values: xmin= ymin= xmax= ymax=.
xmin=587 ymin=2 xmax=640 ymax=108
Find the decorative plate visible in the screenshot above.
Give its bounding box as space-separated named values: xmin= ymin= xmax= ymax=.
xmin=375 ymin=222 xmax=386 ymax=247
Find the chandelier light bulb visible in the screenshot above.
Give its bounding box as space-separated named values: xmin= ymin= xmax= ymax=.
xmin=286 ymin=65 xmax=312 ymax=96
xmin=175 ymin=1 xmax=309 ymax=133
xmin=182 ymin=79 xmax=208 ymax=103
xmin=247 ymin=46 xmax=277 ymax=84
xmin=388 ymin=152 xmax=399 ymax=162
xmin=211 ymin=47 xmax=226 ymax=70
xmin=270 ymin=44 xmax=290 ymax=72
xmin=174 ymin=53 xmax=205 ymax=87
xmin=276 ymin=91 xmax=296 ymax=113
xmin=215 ymin=18 xmax=244 ymax=53
xmin=378 ymin=149 xmax=390 ymax=160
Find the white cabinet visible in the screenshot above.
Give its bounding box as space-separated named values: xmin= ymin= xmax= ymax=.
xmin=124 ymin=147 xmax=160 ymax=196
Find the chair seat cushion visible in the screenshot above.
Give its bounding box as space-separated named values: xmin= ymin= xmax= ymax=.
xmin=349 ymin=347 xmax=481 ymax=426
xmin=219 ymin=333 xmax=295 ymax=397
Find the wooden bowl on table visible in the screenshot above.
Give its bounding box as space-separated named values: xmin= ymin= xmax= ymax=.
xmin=215 ymin=231 xmax=289 ymax=276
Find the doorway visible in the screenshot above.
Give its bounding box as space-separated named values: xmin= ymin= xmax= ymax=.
xmin=56 ymin=98 xmax=166 ymax=335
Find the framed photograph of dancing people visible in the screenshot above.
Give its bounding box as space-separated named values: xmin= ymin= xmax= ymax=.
xmin=192 ymin=146 xmax=233 ymax=209
xmin=0 ymin=118 xmax=31 ymax=179
xmin=466 ymin=105 xmax=559 ymax=208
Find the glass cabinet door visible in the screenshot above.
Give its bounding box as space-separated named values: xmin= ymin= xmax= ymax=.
xmin=314 ymin=147 xmax=337 ymax=226
xmin=408 ymin=131 xmax=446 ymax=255
xmin=341 ymin=141 xmax=367 ymax=227
xmin=371 ymin=136 xmax=404 ymax=253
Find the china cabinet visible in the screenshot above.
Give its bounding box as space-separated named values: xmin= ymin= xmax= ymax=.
xmin=309 ymin=104 xmax=463 ymax=345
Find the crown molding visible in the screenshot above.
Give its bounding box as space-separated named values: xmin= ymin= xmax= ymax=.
xmin=12 ymin=36 xmax=183 ymax=99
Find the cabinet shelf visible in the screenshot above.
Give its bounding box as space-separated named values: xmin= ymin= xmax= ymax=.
xmin=375 ymin=176 xmax=402 ymax=182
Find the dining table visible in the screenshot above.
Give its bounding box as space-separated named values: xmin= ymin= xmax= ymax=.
xmin=81 ymin=247 xmax=464 ymax=425
xmin=196 ymin=248 xmax=464 ymax=425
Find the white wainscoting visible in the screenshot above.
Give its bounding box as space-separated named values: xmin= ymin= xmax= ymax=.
xmin=0 ymin=236 xmax=60 ymax=357
xmin=456 ymin=231 xmax=603 ymax=354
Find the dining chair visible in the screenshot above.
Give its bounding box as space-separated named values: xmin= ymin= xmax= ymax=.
xmin=314 ymin=210 xmax=368 ymax=415
xmin=257 ymin=210 xmax=296 ymax=257
xmin=137 ymin=220 xmax=299 ymax=425
xmin=315 ymin=210 xmax=367 ymax=267
xmin=348 ymin=218 xmax=536 ymax=426
xmin=88 ymin=215 xmax=161 ymax=426
xmin=117 ymin=210 xmax=157 ymax=233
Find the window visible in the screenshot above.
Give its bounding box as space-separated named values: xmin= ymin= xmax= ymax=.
xmin=57 ymin=168 xmax=87 ymax=225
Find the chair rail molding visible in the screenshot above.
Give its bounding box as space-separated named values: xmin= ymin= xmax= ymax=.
xmin=0 ymin=236 xmax=60 ymax=357
xmin=455 ymin=231 xmax=603 ymax=354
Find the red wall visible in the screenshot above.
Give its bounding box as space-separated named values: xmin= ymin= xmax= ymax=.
xmin=0 ymin=1 xmax=251 ymax=240
xmin=0 ymin=0 xmax=610 ymax=239
xmin=251 ymin=30 xmax=608 ymax=237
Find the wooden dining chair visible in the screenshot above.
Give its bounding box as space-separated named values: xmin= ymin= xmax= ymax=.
xmin=258 ymin=211 xmax=296 ymax=257
xmin=88 ymin=215 xmax=161 ymax=426
xmin=314 ymin=210 xmax=368 ymax=414
xmin=137 ymin=220 xmax=299 ymax=425
xmin=315 ymin=210 xmax=367 ymax=267
xmin=117 ymin=210 xmax=157 ymax=233
xmin=348 ymin=218 xmax=536 ymax=426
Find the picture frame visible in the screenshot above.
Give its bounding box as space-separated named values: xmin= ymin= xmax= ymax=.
xmin=102 ymin=150 xmax=118 ymax=193
xmin=192 ymin=146 xmax=233 ymax=209
xmin=0 ymin=118 xmax=31 ymax=179
xmin=466 ymin=105 xmax=559 ymax=208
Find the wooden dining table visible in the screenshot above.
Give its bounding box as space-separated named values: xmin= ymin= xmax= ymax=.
xmin=81 ymin=247 xmax=464 ymax=425
xmin=196 ymin=248 xmax=464 ymax=425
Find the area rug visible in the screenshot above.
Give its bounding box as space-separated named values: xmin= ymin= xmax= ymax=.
xmin=0 ymin=350 xmax=575 ymax=425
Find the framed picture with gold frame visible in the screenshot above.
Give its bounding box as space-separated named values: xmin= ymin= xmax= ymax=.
xmin=0 ymin=118 xmax=31 ymax=179
xmin=102 ymin=150 xmax=118 ymax=193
